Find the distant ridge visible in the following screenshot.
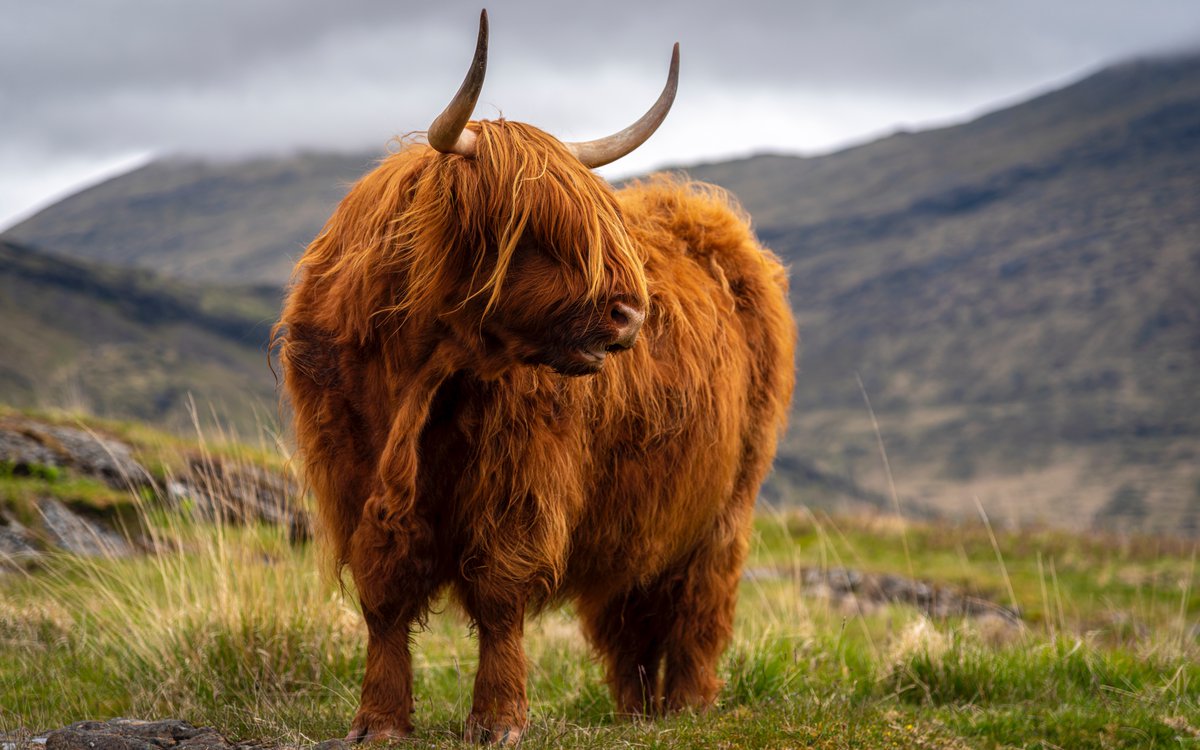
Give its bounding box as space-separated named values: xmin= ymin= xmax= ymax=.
xmin=4 ymin=152 xmax=376 ymax=284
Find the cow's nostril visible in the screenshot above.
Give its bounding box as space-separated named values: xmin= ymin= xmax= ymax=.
xmin=608 ymin=301 xmax=646 ymax=349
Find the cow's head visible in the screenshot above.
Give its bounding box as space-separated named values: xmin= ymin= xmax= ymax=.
xmin=403 ymin=10 xmax=676 ymax=377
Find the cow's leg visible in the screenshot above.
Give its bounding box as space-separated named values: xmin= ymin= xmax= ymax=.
xmin=659 ymin=520 xmax=749 ymax=713
xmin=578 ymin=585 xmax=669 ymax=717
xmin=345 ymin=497 xmax=440 ymax=741
xmin=460 ymin=584 xmax=529 ymax=745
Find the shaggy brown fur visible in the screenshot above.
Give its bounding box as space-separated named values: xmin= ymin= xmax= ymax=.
xmin=276 ymin=119 xmax=795 ymax=743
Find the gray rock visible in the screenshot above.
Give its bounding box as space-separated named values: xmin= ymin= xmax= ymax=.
xmin=35 ymin=425 xmax=151 ymax=489
xmin=746 ymin=565 xmax=1022 ymax=624
xmin=0 ymin=517 xmax=41 ymax=567
xmin=41 ymin=720 xmax=231 ymax=750
xmin=0 ymin=427 xmax=60 ymax=472
xmin=174 ymin=459 xmax=309 ymax=541
xmin=10 ymin=719 xmax=358 ymax=750
xmin=46 ymin=729 xmax=158 ymax=750
xmin=37 ymin=498 xmax=133 ymax=558
xmin=0 ymin=420 xmax=151 ymax=489
xmin=9 ymin=718 xmax=357 ymax=750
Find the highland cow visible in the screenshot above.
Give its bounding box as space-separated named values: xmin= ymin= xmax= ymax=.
xmin=276 ymin=10 xmax=795 ymax=744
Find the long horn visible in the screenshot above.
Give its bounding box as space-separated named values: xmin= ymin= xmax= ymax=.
xmin=566 ymin=43 xmax=680 ymax=169
xmin=427 ymin=9 xmax=489 ymax=156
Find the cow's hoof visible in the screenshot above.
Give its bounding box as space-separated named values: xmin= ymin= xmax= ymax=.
xmin=345 ymin=720 xmax=410 ymax=743
xmin=464 ymin=714 xmax=524 ymax=745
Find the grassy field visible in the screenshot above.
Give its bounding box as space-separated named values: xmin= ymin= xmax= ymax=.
xmin=1 ymin=420 xmax=1198 ymax=748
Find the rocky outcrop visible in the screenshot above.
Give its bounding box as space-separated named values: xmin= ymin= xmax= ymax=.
xmin=37 ymin=497 xmax=134 ymax=558
xmin=167 ymin=459 xmax=307 ymax=543
xmin=0 ymin=518 xmax=39 ymax=563
xmin=0 ymin=420 xmax=151 ymax=488
xmin=0 ymin=417 xmax=309 ymax=566
xmin=1 ymin=719 xmax=349 ymax=750
xmin=744 ymin=565 xmax=1022 ymax=623
xmin=3 ymin=719 xmax=235 ymax=750
xmin=0 ymin=429 xmax=59 ymax=471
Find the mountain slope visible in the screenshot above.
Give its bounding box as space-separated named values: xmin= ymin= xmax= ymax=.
xmin=684 ymin=54 xmax=1200 ymax=227
xmin=0 ymin=240 xmax=279 ymax=432
xmin=681 ymin=54 xmax=1200 ymax=533
xmin=4 ymin=152 xmax=375 ymax=284
xmin=4 ymin=53 xmax=1199 ymax=533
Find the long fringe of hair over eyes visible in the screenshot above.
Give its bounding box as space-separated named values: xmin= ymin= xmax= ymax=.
xmin=293 ymin=120 xmax=649 ymax=340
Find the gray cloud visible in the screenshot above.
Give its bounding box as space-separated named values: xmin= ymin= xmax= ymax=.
xmin=2 ymin=0 xmax=1198 ymax=225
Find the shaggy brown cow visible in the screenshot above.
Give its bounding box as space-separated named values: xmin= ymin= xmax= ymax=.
xmin=276 ymin=10 xmax=795 ymax=744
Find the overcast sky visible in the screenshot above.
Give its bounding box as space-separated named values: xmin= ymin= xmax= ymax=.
xmin=2 ymin=0 xmax=1198 ymax=229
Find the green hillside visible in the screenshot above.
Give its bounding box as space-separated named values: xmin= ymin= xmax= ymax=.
xmin=3 ymin=54 xmax=1199 ymax=533
xmin=0 ymin=240 xmax=279 ymax=433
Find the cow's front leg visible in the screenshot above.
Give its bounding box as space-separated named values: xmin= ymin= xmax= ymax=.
xmin=462 ymin=586 xmax=529 ymax=745
xmin=348 ymin=602 xmax=420 ymax=741
xmin=345 ymin=496 xmax=439 ymax=741
xmin=344 ymin=358 xmax=455 ymax=741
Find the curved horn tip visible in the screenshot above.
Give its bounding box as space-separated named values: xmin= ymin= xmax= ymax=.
xmin=427 ymin=9 xmax=490 ymax=155
xmin=565 ymin=42 xmax=681 ymax=169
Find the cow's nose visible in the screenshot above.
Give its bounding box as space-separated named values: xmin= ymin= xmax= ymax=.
xmin=607 ymin=300 xmax=646 ymax=350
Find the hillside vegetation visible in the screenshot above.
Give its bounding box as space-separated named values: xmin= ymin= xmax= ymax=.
xmin=0 ymin=413 xmax=1196 ymax=748
xmin=0 ymin=241 xmax=279 ymax=433
xmin=4 ymin=54 xmax=1199 ymax=533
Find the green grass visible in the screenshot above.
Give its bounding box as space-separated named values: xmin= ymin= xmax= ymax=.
xmin=2 ymin=502 xmax=1197 ymax=748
